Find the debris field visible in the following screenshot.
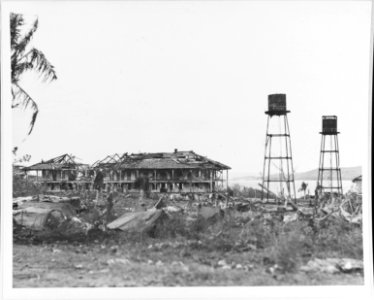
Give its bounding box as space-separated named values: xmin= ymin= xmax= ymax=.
xmin=13 ymin=186 xmax=364 ymax=287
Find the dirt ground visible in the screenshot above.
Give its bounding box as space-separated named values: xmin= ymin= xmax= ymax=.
xmin=13 ymin=242 xmax=363 ymax=287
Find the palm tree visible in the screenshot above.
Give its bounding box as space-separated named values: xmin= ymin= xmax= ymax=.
xmin=10 ymin=13 xmax=57 ymax=135
xmin=299 ymin=181 xmax=308 ymax=204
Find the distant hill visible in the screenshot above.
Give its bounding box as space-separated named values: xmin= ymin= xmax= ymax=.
xmin=294 ymin=166 xmax=362 ymax=181
xmin=230 ymin=174 xmax=260 ymax=181
xmin=230 ymin=166 xmax=362 ymax=183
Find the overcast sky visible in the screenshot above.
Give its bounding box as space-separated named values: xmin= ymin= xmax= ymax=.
xmin=8 ymin=1 xmax=372 ymax=174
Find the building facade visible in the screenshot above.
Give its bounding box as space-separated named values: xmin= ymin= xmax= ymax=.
xmin=24 ymin=150 xmax=231 ymax=194
xmin=94 ymin=150 xmax=230 ymax=194
xmin=24 ymin=154 xmax=91 ymax=191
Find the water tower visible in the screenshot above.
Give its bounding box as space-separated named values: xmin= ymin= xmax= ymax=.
xmin=261 ymin=94 xmax=296 ymax=203
xmin=317 ymin=116 xmax=343 ymax=196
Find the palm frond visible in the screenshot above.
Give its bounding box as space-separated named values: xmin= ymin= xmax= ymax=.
xmin=11 ymin=61 xmax=34 ymax=83
xmin=17 ymin=19 xmax=38 ymax=54
xmin=10 ymin=12 xmax=57 ymax=136
xmin=12 ymin=84 xmax=39 ymax=135
xmin=26 ymin=48 xmax=57 ymax=82
xmin=10 ymin=13 xmax=24 ymax=49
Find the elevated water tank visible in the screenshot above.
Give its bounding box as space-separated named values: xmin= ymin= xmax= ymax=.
xmin=321 ymin=115 xmax=338 ymax=135
xmin=266 ymin=94 xmax=289 ymax=115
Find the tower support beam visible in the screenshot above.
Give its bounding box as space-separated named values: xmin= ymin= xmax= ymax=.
xmin=261 ymin=94 xmax=296 ymax=203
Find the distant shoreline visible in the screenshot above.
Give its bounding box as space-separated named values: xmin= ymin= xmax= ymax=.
xmin=230 ymin=166 xmax=362 ymax=182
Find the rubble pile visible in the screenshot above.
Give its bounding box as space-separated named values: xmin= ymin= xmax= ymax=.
xmin=300 ymin=258 xmax=364 ymax=274
xmin=12 ymin=188 xmax=362 ymax=243
xmin=13 ymin=194 xmax=92 ymax=239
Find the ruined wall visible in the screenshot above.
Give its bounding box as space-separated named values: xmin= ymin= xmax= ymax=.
xmin=99 ymin=168 xmax=222 ymax=193
xmin=39 ymin=167 xmax=224 ymax=193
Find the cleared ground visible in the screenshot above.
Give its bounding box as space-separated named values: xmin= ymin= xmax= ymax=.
xmin=13 ymin=240 xmax=363 ymax=287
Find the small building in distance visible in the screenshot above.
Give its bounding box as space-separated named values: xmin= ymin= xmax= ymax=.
xmin=13 ymin=164 xmax=26 ymax=179
xmin=24 ymin=154 xmax=91 ymax=191
xmin=350 ymin=175 xmax=362 ymax=194
xmin=93 ymin=149 xmax=231 ymax=194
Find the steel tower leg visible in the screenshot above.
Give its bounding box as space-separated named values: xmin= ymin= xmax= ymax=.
xmin=262 ymin=114 xmax=296 ymax=204
xmin=317 ymin=133 xmax=342 ymax=197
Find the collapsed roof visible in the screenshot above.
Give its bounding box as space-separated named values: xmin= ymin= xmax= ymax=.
xmin=24 ymin=154 xmax=87 ymax=171
xmin=108 ymin=150 xmax=231 ymax=170
xmin=91 ymin=154 xmax=121 ymax=169
xmin=25 ymin=151 xmax=231 ymax=171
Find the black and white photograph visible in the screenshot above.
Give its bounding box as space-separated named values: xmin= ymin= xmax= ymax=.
xmin=1 ymin=0 xmax=373 ymax=299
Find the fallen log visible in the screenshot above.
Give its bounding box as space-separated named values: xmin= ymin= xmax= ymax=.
xmin=153 ymin=196 xmax=165 ymax=209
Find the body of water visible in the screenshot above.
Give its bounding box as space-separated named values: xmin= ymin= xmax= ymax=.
xmin=229 ymin=179 xmax=353 ymax=198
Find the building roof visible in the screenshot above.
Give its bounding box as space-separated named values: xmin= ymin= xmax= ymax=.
xmin=24 ymin=154 xmax=87 ymax=171
xmin=112 ymin=150 xmax=230 ymax=170
xmin=92 ymin=150 xmax=230 ymax=170
xmin=91 ymin=153 xmax=122 ymax=169
xmin=25 ymin=151 xmax=231 ymax=171
xmin=352 ymin=175 xmax=362 ymax=182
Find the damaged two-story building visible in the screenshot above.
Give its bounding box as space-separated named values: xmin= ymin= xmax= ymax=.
xmin=92 ymin=150 xmax=230 ymax=194
xmin=24 ymin=150 xmax=231 ymax=194
xmin=24 ymin=154 xmax=91 ymax=191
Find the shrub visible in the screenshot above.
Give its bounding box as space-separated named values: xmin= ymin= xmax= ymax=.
xmin=313 ymin=217 xmax=363 ymax=259
xmin=151 ymin=212 xmax=189 ymax=239
xmin=267 ymin=231 xmax=303 ymax=273
xmin=188 ymin=216 xmax=211 ymax=238
xmin=13 ymin=176 xmax=47 ymax=197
